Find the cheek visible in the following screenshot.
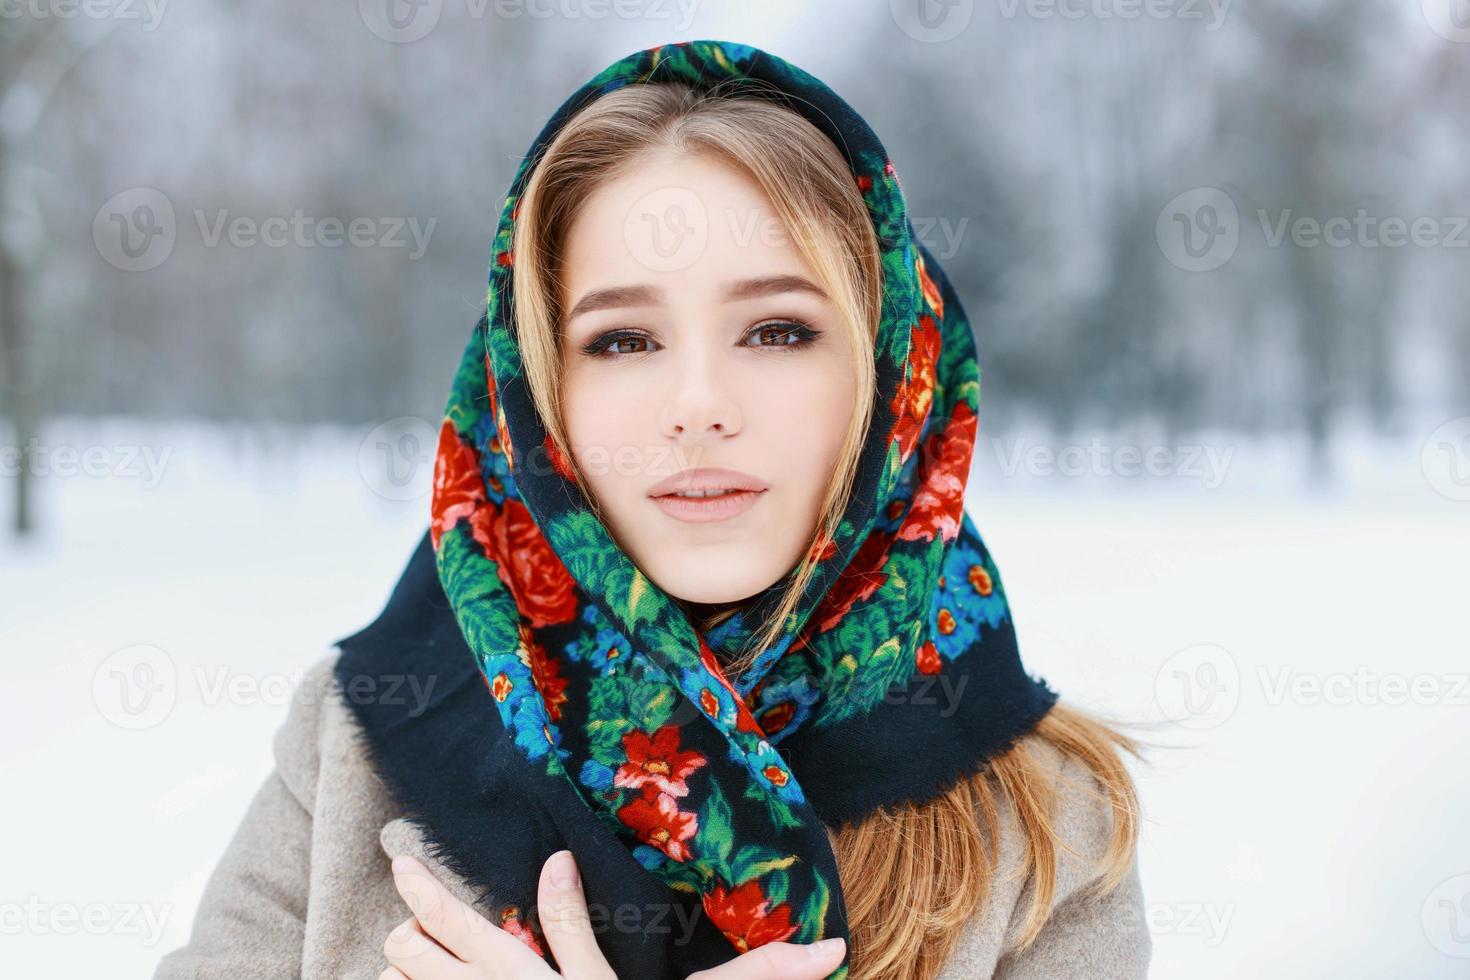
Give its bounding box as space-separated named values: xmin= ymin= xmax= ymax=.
xmin=752 ymin=362 xmax=856 ymax=486
xmin=561 ymin=369 xmax=657 ymax=496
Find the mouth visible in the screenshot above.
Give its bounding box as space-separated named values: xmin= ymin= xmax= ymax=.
xmin=650 ymin=488 xmax=766 ymax=524
xmin=645 ymin=467 xmax=770 ymax=525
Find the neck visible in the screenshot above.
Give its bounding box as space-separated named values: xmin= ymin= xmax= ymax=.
xmin=684 ymin=598 xmax=739 ymax=619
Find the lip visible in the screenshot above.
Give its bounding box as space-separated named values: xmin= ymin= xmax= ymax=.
xmin=647 ymin=467 xmax=770 ymax=525
xmin=651 ymin=488 xmax=765 ymax=524
xmin=647 ymin=467 xmax=770 ymax=498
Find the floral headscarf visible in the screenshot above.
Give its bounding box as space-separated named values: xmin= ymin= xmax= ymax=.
xmin=336 ymin=38 xmax=1057 ymax=980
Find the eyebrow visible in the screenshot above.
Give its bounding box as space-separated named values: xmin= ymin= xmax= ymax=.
xmin=564 ymin=274 xmax=828 ymax=321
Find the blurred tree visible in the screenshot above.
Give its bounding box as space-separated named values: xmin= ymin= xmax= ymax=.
xmin=2 ymin=18 xmax=119 ymax=536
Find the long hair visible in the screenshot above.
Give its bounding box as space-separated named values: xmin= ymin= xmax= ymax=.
xmin=510 ymin=79 xmax=1143 ymax=979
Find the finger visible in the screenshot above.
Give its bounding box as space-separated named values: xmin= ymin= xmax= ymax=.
xmin=391 ymin=854 xmax=502 ymax=963
xmin=685 ymin=938 xmax=848 ymax=980
xmin=382 ymin=915 xmax=475 ymax=980
xmin=378 ymin=969 xmax=409 ymax=980
xmin=537 ymin=849 xmax=615 ymax=980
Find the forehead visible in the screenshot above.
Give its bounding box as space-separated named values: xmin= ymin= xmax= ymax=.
xmin=557 ymin=150 xmax=815 ymax=301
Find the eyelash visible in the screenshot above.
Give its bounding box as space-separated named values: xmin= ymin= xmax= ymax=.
xmin=581 ymin=320 xmax=822 ymax=359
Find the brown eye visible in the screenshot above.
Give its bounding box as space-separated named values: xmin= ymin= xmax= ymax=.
xmin=606 ymin=336 xmax=651 ymax=355
xmin=583 ymin=331 xmax=658 ymax=358
xmin=746 ymin=320 xmax=821 ymax=350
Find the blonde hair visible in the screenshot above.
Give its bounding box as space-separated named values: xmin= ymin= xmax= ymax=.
xmin=510 ymin=79 xmax=1143 ymax=979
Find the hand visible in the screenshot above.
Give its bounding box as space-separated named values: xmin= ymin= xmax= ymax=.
xmin=382 ymin=849 xmax=847 ymax=980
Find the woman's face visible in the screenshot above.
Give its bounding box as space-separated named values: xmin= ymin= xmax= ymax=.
xmin=557 ymin=148 xmax=858 ymax=606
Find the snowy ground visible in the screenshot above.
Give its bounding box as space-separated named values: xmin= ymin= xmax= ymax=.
xmin=3 ymin=414 xmax=1467 ymax=978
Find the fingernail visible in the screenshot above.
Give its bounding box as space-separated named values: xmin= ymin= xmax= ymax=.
xmin=549 ymin=850 xmax=579 ymax=890
xmin=809 ymin=937 xmax=845 ymax=958
xmin=391 ymin=855 xmax=416 ymax=875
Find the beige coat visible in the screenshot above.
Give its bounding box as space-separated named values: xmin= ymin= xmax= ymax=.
xmin=152 ymin=650 xmax=1152 ymax=979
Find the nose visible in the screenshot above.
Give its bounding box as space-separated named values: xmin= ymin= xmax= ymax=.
xmin=658 ymin=358 xmax=743 ymax=445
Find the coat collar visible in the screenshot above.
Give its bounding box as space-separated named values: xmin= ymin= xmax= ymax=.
xmin=378 ymin=815 xmax=485 ymax=910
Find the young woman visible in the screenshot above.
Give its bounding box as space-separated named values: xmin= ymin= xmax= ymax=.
xmin=155 ymin=40 xmax=1151 ymax=980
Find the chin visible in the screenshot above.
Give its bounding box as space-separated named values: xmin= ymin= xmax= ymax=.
xmin=644 ymin=560 xmax=773 ymax=608
xmin=664 ymin=580 xmax=759 ymax=606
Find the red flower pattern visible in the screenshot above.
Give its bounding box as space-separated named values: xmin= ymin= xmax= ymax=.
xmin=886 ymin=313 xmax=942 ymax=466
xmin=614 ymin=725 xmax=708 ymax=798
xmin=916 ymin=640 xmax=942 ymax=675
xmin=430 ymin=419 xmax=486 ymax=550
xmin=702 ymin=879 xmax=798 ymax=953
xmin=543 ymin=433 xmax=577 ymax=483
xmin=697 ymin=638 xmax=765 ymax=736
xmin=519 ymin=624 xmax=568 ymax=721
xmin=481 ymin=353 xmax=515 ymax=473
xmin=480 ymin=498 xmax=579 ymax=628
xmin=899 ymin=400 xmax=976 ymax=545
xmin=499 ymin=906 xmax=545 ymax=956
xmin=757 ymin=701 xmax=796 ymax=735
xmin=809 ymin=528 xmax=894 ymax=634
xmin=916 ymin=251 xmax=945 ymax=320
xmin=617 ymin=790 xmax=699 ymax=862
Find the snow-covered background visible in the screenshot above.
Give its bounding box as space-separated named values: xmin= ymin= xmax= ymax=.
xmin=5 ymin=3 xmax=1470 ymax=974
xmin=4 ymin=413 xmax=1467 ymax=978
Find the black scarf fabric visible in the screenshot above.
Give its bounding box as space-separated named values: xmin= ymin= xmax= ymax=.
xmin=334 ymin=38 xmax=1058 ymax=980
